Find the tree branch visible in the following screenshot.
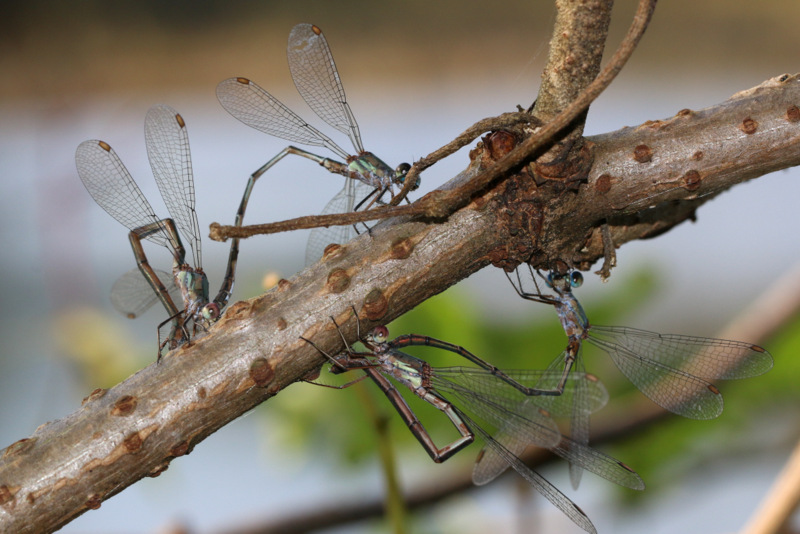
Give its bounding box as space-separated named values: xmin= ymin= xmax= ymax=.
xmin=1 ymin=73 xmax=798 ymax=533
xmin=2 ymin=0 xmax=799 ymax=529
xmin=570 ymin=73 xmax=800 ymax=266
xmin=210 ymin=0 xmax=656 ymax=242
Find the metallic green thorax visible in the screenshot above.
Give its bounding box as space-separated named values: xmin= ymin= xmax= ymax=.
xmin=387 ymin=354 xmax=425 ymax=390
xmin=348 ymin=152 xmax=416 ymax=190
xmin=174 ymin=264 xmax=218 ymax=328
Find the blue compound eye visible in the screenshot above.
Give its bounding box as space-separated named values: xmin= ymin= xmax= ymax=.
xmin=546 ymin=272 xmax=556 ymax=287
xmin=570 ymin=271 xmax=584 ymax=288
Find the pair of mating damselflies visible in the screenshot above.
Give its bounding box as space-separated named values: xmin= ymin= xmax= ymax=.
xmin=303 ymin=266 xmax=772 ymax=532
xmin=76 ymin=105 xmax=251 ymax=359
xmin=78 ymin=23 xmax=411 ymax=356
xmin=304 ymin=312 xmax=644 ymax=534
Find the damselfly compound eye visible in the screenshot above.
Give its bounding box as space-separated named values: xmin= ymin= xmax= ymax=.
xmin=372 ymin=326 xmax=389 ymax=343
xmin=202 ymin=303 xmax=220 ymax=321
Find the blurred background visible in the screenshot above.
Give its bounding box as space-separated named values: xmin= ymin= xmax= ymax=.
xmin=1 ymin=1 xmax=800 ymax=533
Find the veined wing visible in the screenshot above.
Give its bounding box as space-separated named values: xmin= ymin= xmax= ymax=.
xmin=438 ymin=376 xmax=642 ymax=490
xmin=433 ymin=366 xmax=607 ymax=418
xmin=216 ymin=77 xmax=350 ymax=160
xmin=305 ymin=178 xmax=375 ymax=265
xmin=145 ymin=104 xmax=203 ymax=267
xmin=287 ymin=23 xmax=364 ymax=153
xmin=453 ymin=407 xmax=598 ymax=534
xmin=588 ymin=332 xmax=724 ymax=419
xmin=446 ymin=367 xmax=629 ymax=489
xmin=437 ymin=374 xmax=558 ymax=487
xmin=110 ymin=268 xmax=182 ymax=319
xmin=534 ymin=350 xmax=596 ymax=489
xmin=436 ymin=374 xmax=561 ymax=448
xmin=76 ymin=140 xmax=169 ymax=248
xmin=590 ymin=325 xmax=773 ymax=380
xmin=468 ymin=391 xmax=643 ymax=490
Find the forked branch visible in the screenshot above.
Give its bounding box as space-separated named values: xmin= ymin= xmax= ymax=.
xmin=3 ymin=2 xmax=800 ymax=532
xmin=210 ymin=0 xmax=656 ymax=242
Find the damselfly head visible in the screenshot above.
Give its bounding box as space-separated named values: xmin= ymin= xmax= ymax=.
xmin=201 ymin=302 xmax=220 ymax=322
xmin=546 ymin=270 xmax=583 ymax=292
xmin=394 ymin=162 xmax=419 ymax=190
xmin=368 ymin=325 xmax=390 ymax=344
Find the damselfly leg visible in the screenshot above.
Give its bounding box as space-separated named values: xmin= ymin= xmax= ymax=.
xmin=303 ymin=313 xmax=644 ymax=534
xmin=217 ymin=23 xmax=417 ymax=265
xmin=76 ymin=105 xmax=248 ymax=360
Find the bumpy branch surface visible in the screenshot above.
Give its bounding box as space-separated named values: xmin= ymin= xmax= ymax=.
xmin=219 ymin=261 xmax=800 ymax=534
xmin=1 ymin=74 xmax=799 ymax=532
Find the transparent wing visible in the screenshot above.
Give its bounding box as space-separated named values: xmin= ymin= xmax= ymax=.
xmin=568 ymin=358 xmax=591 ymax=489
xmin=110 ymin=268 xmax=181 ymax=319
xmin=588 ymin=333 xmax=724 ymax=419
xmin=590 ymin=325 xmax=773 ymax=380
xmin=433 ymin=367 xmax=607 ymax=418
xmin=436 ymin=374 xmax=641 ymax=490
xmin=549 ymin=433 xmax=644 ymax=490
xmin=435 ymin=372 xmax=562 ymax=446
xmin=216 ymin=77 xmax=350 ymax=160
xmin=436 ymin=373 xmax=558 ymax=487
xmin=535 ymin=352 xmax=594 ymax=489
xmin=287 ymin=23 xmax=363 ymax=153
xmin=455 ymin=365 xmax=611 ymax=487
xmin=462 ymin=384 xmax=642 ymax=490
xmin=453 ymin=407 xmax=598 ymax=534
xmin=75 ymin=139 xmax=168 ymax=248
xmin=305 ymin=179 xmax=375 ymax=265
xmin=145 ymin=104 xmax=202 ymax=267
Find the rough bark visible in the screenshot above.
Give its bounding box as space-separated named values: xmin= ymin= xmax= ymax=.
xmin=2 ymin=0 xmax=799 ymax=529
xmin=1 ymin=73 xmax=799 ymax=533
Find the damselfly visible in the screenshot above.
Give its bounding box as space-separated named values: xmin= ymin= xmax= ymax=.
xmin=504 ymin=267 xmax=774 ymax=485
xmin=304 ymin=317 xmax=644 ymax=534
xmin=216 ymin=23 xmax=417 ymax=265
xmin=76 ymin=104 xmax=247 ymax=359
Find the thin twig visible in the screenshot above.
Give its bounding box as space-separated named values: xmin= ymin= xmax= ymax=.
xmin=209 ymin=203 xmax=422 ymax=242
xmin=388 ymin=111 xmax=537 ymax=206
xmin=208 ymin=0 xmax=656 ymax=243
xmin=420 ymin=0 xmax=657 ymax=217
xmin=741 ymin=433 xmax=800 ymax=534
xmin=208 ymin=112 xmax=535 ymax=242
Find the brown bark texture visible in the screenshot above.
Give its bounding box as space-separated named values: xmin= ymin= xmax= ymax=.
xmin=2 ymin=0 xmax=798 ymax=530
